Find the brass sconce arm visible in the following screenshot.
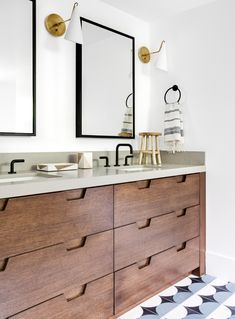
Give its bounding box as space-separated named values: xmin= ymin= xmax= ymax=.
xmin=149 ymin=40 xmax=166 ymax=55
xmin=138 ymin=40 xmax=166 ymax=63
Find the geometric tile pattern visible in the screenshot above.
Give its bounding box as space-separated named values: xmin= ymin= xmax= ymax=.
xmin=119 ymin=275 xmax=235 ymax=319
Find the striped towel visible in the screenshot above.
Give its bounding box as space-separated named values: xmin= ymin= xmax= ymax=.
xmin=120 ymin=107 xmax=133 ymax=136
xmin=164 ymin=102 xmax=184 ymax=153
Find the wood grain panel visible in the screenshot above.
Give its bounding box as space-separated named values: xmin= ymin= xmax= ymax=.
xmin=0 ymin=231 xmax=113 ymax=319
xmin=115 ymin=206 xmax=199 ymax=270
xmin=10 ymin=274 xmax=113 ymax=319
xmin=115 ymin=237 xmax=199 ymax=315
xmin=114 ymin=174 xmax=200 ymax=227
xmin=0 ymin=185 xmax=113 ymax=261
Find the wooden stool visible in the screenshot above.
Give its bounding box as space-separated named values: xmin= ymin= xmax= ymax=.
xmin=139 ymin=132 xmax=162 ymax=166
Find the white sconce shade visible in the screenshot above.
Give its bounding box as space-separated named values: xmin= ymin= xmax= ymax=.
xmin=65 ymin=4 xmax=83 ymax=44
xmin=155 ymin=41 xmax=168 ymax=71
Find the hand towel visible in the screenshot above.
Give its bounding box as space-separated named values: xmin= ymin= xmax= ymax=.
xmin=119 ymin=106 xmax=133 ymax=137
xmin=164 ymin=102 xmax=184 ymax=153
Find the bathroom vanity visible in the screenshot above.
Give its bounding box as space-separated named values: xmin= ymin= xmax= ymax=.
xmin=0 ymin=165 xmax=205 ymax=318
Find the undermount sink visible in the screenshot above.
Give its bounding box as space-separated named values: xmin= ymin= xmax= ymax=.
xmin=108 ymin=165 xmax=157 ymax=172
xmin=0 ymin=173 xmax=61 ymax=184
xmin=118 ymin=167 xmax=153 ymax=172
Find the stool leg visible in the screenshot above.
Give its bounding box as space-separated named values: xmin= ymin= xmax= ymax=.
xmin=139 ymin=136 xmax=144 ymax=165
xmin=145 ymin=136 xmax=149 ymax=164
xmin=156 ymin=136 xmax=162 ymax=166
xmin=151 ymin=136 xmax=157 ymax=165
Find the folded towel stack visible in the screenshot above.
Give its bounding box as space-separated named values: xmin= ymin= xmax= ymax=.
xmin=164 ymin=102 xmax=184 ymax=153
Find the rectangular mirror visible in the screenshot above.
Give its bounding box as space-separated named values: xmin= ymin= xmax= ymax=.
xmin=0 ymin=0 xmax=36 ymax=136
xmin=76 ymin=18 xmax=135 ymax=139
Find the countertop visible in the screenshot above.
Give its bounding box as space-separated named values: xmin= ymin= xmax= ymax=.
xmin=0 ymin=164 xmax=206 ymax=199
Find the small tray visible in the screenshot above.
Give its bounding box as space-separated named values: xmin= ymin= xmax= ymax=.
xmin=37 ymin=163 xmax=78 ymax=172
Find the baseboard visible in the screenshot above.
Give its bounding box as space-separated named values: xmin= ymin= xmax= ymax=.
xmin=206 ymin=251 xmax=235 ymax=282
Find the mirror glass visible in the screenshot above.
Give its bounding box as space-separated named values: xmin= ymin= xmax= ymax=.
xmin=0 ymin=0 xmax=35 ymax=136
xmin=76 ymin=18 xmax=135 ymax=139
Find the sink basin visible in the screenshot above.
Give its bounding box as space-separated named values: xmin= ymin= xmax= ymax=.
xmin=108 ymin=165 xmax=157 ymax=173
xmin=0 ymin=173 xmax=61 ymax=184
xmin=118 ymin=167 xmax=153 ymax=172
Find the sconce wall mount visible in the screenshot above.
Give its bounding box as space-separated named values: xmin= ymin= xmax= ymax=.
xmin=45 ymin=13 xmax=66 ymax=37
xmin=138 ymin=46 xmax=151 ymax=63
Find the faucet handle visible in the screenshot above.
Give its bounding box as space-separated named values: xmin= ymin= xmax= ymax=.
xmin=99 ymin=156 xmax=110 ymax=168
xmin=124 ymin=155 xmax=134 ymax=166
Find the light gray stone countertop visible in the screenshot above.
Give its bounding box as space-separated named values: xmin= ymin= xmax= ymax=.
xmin=0 ymin=164 xmax=206 ymax=199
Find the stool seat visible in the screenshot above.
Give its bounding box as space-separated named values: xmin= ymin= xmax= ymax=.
xmin=139 ymin=132 xmax=162 ymax=166
xmin=139 ymin=132 xmax=161 ymax=137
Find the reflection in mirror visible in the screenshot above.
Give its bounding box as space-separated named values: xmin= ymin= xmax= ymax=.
xmin=0 ymin=0 xmax=35 ymax=136
xmin=76 ymin=18 xmax=135 ymax=139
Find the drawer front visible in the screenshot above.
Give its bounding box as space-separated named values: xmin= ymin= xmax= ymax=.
xmin=0 ymin=230 xmax=113 ymax=319
xmin=115 ymin=206 xmax=199 ymax=270
xmin=114 ymin=174 xmax=200 ymax=227
xmin=0 ymin=185 xmax=113 ymax=261
xmin=115 ymin=237 xmax=199 ymax=315
xmin=10 ymin=274 xmax=113 ymax=319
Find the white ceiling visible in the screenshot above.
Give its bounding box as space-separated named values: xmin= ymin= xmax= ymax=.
xmin=100 ymin=0 xmax=217 ymax=21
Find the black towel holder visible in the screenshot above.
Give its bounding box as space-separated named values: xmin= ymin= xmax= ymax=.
xmin=164 ymin=85 xmax=182 ymax=104
xmin=125 ymin=93 xmax=133 ymax=108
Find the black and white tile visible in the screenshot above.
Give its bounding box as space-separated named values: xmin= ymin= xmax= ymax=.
xmin=119 ymin=275 xmax=235 ymax=319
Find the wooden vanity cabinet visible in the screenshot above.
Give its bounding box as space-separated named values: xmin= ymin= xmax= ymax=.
xmin=0 ymin=173 xmax=205 ymax=319
xmin=0 ymin=186 xmax=114 ymax=319
xmin=0 ymin=185 xmax=113 ymax=261
xmin=114 ymin=173 xmax=205 ymax=315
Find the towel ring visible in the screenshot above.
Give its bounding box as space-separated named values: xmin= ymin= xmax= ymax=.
xmin=125 ymin=93 xmax=133 ymax=108
xmin=164 ymin=85 xmax=182 ymax=104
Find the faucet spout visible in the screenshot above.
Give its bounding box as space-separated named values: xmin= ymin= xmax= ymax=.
xmin=114 ymin=143 xmax=133 ymax=167
xmin=8 ymin=159 xmax=25 ymax=174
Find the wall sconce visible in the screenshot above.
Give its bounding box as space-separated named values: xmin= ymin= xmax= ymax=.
xmin=45 ymin=2 xmax=83 ymax=44
xmin=138 ymin=40 xmax=168 ymax=71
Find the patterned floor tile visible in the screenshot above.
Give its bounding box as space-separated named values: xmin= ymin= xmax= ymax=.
xmin=119 ymin=275 xmax=235 ymax=319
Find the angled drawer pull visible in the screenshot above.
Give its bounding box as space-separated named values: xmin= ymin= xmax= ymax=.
xmin=0 ymin=258 xmax=9 ymax=272
xmin=0 ymin=199 xmax=8 ymax=212
xmin=176 ymin=208 xmax=187 ymax=217
xmin=136 ymin=219 xmax=151 ymax=229
xmin=137 ymin=257 xmax=151 ymax=270
xmin=176 ymin=242 xmax=187 ymax=252
xmin=66 ymin=189 xmax=87 ymax=201
xmin=66 ymin=237 xmax=87 ymax=251
xmin=176 ymin=175 xmax=187 ymax=184
xmin=66 ymin=284 xmax=87 ymax=302
xmin=136 ymin=180 xmax=151 ymax=189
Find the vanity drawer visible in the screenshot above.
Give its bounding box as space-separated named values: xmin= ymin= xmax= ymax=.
xmin=9 ymin=274 xmax=114 ymax=319
xmin=114 ymin=174 xmax=200 ymax=227
xmin=115 ymin=237 xmax=199 ymax=315
xmin=0 ymin=230 xmax=113 ymax=319
xmin=0 ymin=185 xmax=113 ymax=261
xmin=115 ymin=205 xmax=199 ymax=270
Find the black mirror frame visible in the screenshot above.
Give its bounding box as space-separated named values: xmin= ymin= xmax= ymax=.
xmin=0 ymin=0 xmax=36 ymax=136
xmin=76 ymin=18 xmax=135 ymax=139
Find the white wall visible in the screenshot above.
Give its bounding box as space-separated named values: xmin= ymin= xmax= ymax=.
xmin=0 ymin=0 xmax=150 ymax=152
xmin=150 ymin=0 xmax=235 ymax=281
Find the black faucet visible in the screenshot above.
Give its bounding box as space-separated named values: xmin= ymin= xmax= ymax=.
xmin=114 ymin=144 xmax=133 ymax=167
xmin=8 ymin=159 xmax=25 ymax=174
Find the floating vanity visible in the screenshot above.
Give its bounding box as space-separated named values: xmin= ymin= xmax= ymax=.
xmin=0 ymin=164 xmax=206 ymax=319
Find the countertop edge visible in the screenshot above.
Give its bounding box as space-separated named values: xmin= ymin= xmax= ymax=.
xmin=0 ymin=165 xmax=206 ymax=199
